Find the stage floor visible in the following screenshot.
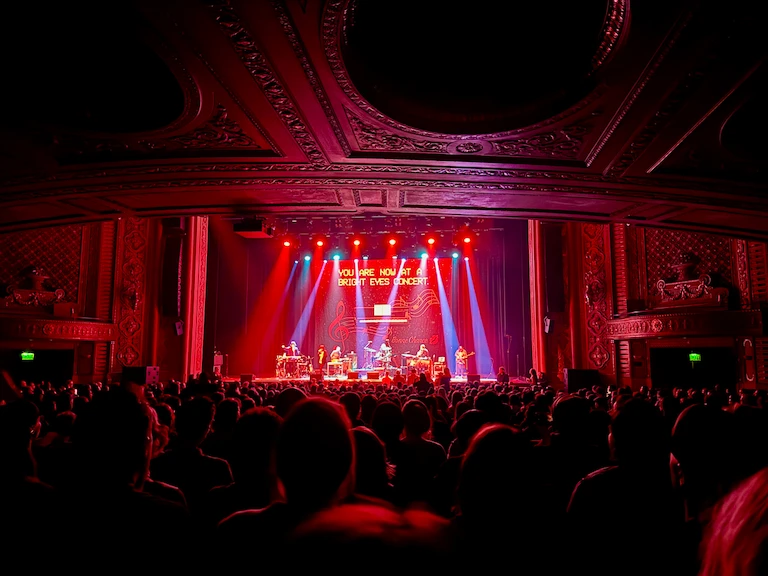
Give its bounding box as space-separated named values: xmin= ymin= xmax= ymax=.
xmin=223 ymin=375 xmax=526 ymax=387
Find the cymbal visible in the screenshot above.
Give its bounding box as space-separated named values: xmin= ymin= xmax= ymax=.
xmin=363 ymin=347 xmax=377 ymax=353
xmin=401 ymin=353 xmax=416 ymax=358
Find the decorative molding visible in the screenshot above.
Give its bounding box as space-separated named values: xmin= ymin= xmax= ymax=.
xmin=583 ymin=223 xmax=611 ymax=370
xmin=205 ymin=0 xmax=328 ymax=165
xmin=491 ymin=119 xmax=593 ymax=159
xmin=55 ymin=105 xmax=263 ymax=158
xmin=345 ymin=109 xmax=449 ymax=153
xmin=587 ymin=11 xmax=693 ymax=166
xmin=734 ymin=238 xmax=752 ymax=309
xmin=322 ymin=0 xmax=609 ymax=140
xmin=0 ymin=318 xmax=116 ymax=341
xmin=112 ymin=217 xmax=149 ymax=369
xmin=606 ymin=310 xmax=763 ymax=340
xmin=605 ymin=17 xmax=728 ymax=178
xmin=651 ymin=274 xmax=729 ymax=309
xmin=592 ymin=0 xmax=628 ymax=70
xmin=161 ymin=105 xmax=262 ymax=149
xmin=271 ymin=0 xmax=351 ymax=156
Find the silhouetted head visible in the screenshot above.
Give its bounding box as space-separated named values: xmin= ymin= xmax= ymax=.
xmin=72 ymin=389 xmax=152 ymax=486
xmin=175 ymin=396 xmax=216 ymax=446
xmin=450 ymin=409 xmax=491 ymax=456
xmin=610 ymin=398 xmax=668 ymax=470
xmin=402 ymin=400 xmax=431 ymax=439
xmin=458 ymin=424 xmax=534 ymax=522
xmin=339 ymin=392 xmax=362 ymax=425
xmin=360 ymin=394 xmax=377 ymax=425
xmin=273 ymin=387 xmax=307 ymax=418
xmin=352 ymin=426 xmax=389 ymax=499
xmin=552 ymin=394 xmax=591 ymax=437
xmin=212 ymin=397 xmax=241 ymax=433
xmin=230 ymin=407 xmax=282 ymax=483
xmin=276 ymin=398 xmax=354 ymax=510
xmin=700 ymin=467 xmax=768 ymax=576
xmin=371 ymin=401 xmax=404 ymax=446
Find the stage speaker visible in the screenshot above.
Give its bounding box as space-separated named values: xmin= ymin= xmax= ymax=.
xmin=122 ymin=366 xmax=160 ymax=386
xmin=543 ymin=223 xmax=565 ymax=314
xmin=347 ymin=371 xmax=358 ymax=379
xmin=367 ymin=371 xmax=379 ymax=379
xmin=161 ymin=218 xmax=185 ymax=317
xmin=564 ymin=368 xmax=600 ymax=393
xmin=467 ymin=373 xmax=481 ymax=384
xmin=240 ymin=374 xmax=254 ymax=384
xmin=312 ymin=370 xmax=324 ymax=382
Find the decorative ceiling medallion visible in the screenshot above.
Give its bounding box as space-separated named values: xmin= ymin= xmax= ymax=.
xmin=323 ymin=0 xmax=624 ymax=137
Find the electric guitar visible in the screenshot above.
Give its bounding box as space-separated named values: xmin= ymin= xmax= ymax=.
xmin=455 ymin=351 xmax=475 ymax=363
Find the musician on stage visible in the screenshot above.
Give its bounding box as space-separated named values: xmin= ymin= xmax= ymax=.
xmin=317 ymin=344 xmax=327 ymax=368
xmin=283 ymin=341 xmax=300 ymax=356
xmin=416 ymin=343 xmax=429 ymax=359
xmin=455 ymin=345 xmax=469 ymax=377
xmin=329 ymin=345 xmax=342 ymax=376
xmin=378 ymin=339 xmax=393 ymax=367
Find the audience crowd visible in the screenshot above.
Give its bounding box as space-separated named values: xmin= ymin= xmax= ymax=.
xmin=2 ymin=370 xmax=768 ymax=575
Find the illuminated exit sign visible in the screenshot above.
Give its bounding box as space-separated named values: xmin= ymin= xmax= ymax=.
xmin=20 ymin=351 xmax=34 ymax=361
xmin=689 ymin=352 xmax=702 ymax=362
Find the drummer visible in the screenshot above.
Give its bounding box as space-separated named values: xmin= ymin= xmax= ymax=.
xmin=416 ymin=344 xmax=429 ymax=360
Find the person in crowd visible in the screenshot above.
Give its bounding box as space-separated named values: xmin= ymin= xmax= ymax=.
xmin=150 ymin=396 xmax=233 ymax=514
xmin=216 ymin=398 xmax=355 ymax=568
xmin=352 ymin=426 xmax=394 ymax=502
xmin=339 ymin=392 xmax=366 ymax=428
xmin=496 ymin=366 xmax=510 ymax=384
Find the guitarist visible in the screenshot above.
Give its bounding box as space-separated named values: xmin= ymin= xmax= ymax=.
xmin=455 ymin=345 xmax=471 ymax=377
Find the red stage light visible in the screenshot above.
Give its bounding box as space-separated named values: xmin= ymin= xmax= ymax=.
xmin=353 ymin=239 xmax=361 ymax=246
xmin=427 ymin=237 xmax=436 ymax=245
xmin=316 ymin=240 xmax=324 ymax=247
xmin=283 ymin=240 xmax=291 ymax=247
xmin=388 ymin=238 xmax=397 ymax=246
xmin=463 ymin=236 xmax=471 ymax=243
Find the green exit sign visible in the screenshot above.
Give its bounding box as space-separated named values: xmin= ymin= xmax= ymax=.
xmin=20 ymin=351 xmax=34 ymax=361
xmin=689 ymin=352 xmax=702 ymax=362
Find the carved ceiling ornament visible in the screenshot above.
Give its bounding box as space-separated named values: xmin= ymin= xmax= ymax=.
xmin=4 ymin=266 xmax=65 ymax=307
xmin=323 ymin=0 xmax=618 ymax=141
xmin=55 ymin=104 xmax=262 ymax=158
xmin=205 ymin=0 xmax=328 ymax=165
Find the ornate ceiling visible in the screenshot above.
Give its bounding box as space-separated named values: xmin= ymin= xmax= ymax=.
xmin=0 ymin=0 xmax=765 ymax=236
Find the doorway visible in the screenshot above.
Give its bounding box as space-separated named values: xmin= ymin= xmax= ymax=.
xmin=0 ymin=348 xmax=75 ymax=387
xmin=650 ymin=346 xmax=737 ymax=390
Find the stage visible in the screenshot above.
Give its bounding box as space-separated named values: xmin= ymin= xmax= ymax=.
xmin=222 ymin=374 xmax=529 ymax=388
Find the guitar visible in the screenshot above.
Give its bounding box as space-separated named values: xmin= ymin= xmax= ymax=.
xmin=455 ymin=351 xmax=475 ymax=363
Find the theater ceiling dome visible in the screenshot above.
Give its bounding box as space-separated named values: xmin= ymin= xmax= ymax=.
xmin=339 ymin=0 xmax=619 ymax=134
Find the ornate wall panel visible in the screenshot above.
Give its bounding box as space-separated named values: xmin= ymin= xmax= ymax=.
xmin=111 ymin=217 xmax=150 ymax=370
xmin=0 ymin=225 xmax=83 ymax=306
xmin=583 ymin=223 xmax=613 ymax=375
xmin=644 ymin=228 xmax=732 ymax=294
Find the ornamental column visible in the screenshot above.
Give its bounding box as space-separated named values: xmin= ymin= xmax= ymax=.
xmin=181 ymin=216 xmax=209 ymax=381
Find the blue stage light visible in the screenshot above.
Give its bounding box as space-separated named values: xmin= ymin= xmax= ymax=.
xmin=452 ymin=252 xmax=459 ymax=259
xmin=304 ymin=255 xmax=311 ymax=262
xmin=333 ymin=254 xmax=340 ymax=261
xmin=421 ymin=253 xmax=428 ymax=259
xmin=363 ymin=256 xmax=368 ymax=260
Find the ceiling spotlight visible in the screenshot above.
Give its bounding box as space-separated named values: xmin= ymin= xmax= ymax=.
xmin=333 ymin=254 xmax=340 ymax=261
xmin=388 ymin=238 xmax=396 ymax=246
xmin=316 ymin=240 xmax=324 ymax=247
xmin=421 ymin=253 xmax=428 ymax=258
xmin=304 ymin=255 xmax=311 ymax=262
xmin=463 ymin=236 xmax=471 ymax=244
xmin=294 ymin=260 xmax=298 ymax=264
xmin=283 ymin=240 xmax=291 ymax=247
xmin=427 ymin=237 xmax=435 ymax=245
xmin=452 ymin=252 xmax=459 ymax=259
xmin=363 ymin=256 xmax=368 ymax=260
xmin=353 ymin=239 xmax=361 ymax=246
xmin=464 ymin=256 xmax=469 ymax=261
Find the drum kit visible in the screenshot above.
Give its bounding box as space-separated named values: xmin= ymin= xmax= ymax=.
xmin=275 ymin=354 xmax=311 ymax=379
xmin=403 ymin=353 xmax=431 ymax=372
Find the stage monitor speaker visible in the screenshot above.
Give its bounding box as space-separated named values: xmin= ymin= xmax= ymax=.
xmin=122 ymin=366 xmax=159 ymax=386
xmin=564 ymin=368 xmax=600 ymax=393
xmin=367 ymin=371 xmax=379 ymax=379
xmin=347 ymin=371 xmax=358 ymax=379
xmin=467 ymin=373 xmax=481 ymax=384
xmin=240 ymin=374 xmax=254 ymax=384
